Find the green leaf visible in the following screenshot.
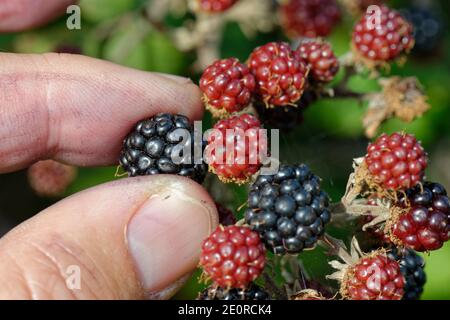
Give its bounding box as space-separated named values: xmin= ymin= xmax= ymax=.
xmin=80 ymin=0 xmax=136 ymax=23
xmin=102 ymin=17 xmax=152 ymax=69
xmin=145 ymin=30 xmax=187 ymax=74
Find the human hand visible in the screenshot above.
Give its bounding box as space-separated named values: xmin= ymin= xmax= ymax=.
xmin=0 ymin=1 xmax=218 ymax=300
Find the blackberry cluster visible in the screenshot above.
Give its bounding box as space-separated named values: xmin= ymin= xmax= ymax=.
xmin=295 ymin=40 xmax=340 ymax=83
xmin=245 ymin=164 xmax=331 ymax=254
xmin=198 ymin=283 xmax=270 ymax=300
xmin=119 ymin=113 xmax=207 ymax=183
xmin=279 ymin=0 xmax=341 ymax=38
xmin=388 ymin=248 xmax=426 ymax=300
xmin=199 ymin=225 xmax=266 ymax=288
xmin=248 ymin=42 xmax=309 ymax=107
xmin=392 ymin=182 xmax=449 ymax=252
xmin=200 ymin=57 xmax=255 ymax=117
xmin=401 ymin=6 xmax=444 ymax=55
xmin=365 ymin=132 xmax=427 ymax=191
xmin=352 ymin=5 xmax=414 ymax=62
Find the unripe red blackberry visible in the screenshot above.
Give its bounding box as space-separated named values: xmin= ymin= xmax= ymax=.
xmin=197 ymin=283 xmax=270 ymax=300
xmin=388 ymin=247 xmax=426 ymax=300
xmin=119 ymin=113 xmax=207 ymax=183
xmin=205 ymin=113 xmax=265 ymax=184
xmin=365 ymin=132 xmax=427 ymax=191
xmin=199 ymin=225 xmax=266 ymax=288
xmin=390 ymin=182 xmax=449 ymax=252
xmin=248 ymin=42 xmax=309 ymax=107
xmin=197 ymin=0 xmax=237 ymax=13
xmin=200 ymin=58 xmax=256 ymax=118
xmin=279 ymin=0 xmax=341 ymax=38
xmin=295 ymin=40 xmax=339 ymax=83
xmin=352 ymin=5 xmax=414 ymax=62
xmin=28 ymin=160 xmax=77 ymax=197
xmin=245 ymin=164 xmax=331 ymax=255
xmin=341 ymin=251 xmax=404 ymax=300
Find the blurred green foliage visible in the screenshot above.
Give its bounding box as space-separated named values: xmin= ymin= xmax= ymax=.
xmin=0 ymin=0 xmax=449 ymax=300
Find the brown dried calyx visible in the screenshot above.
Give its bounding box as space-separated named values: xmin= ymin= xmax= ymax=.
xmin=324 ymin=237 xmax=383 ymax=298
xmin=291 ymin=289 xmax=327 ymax=300
xmin=341 ymin=157 xmax=398 ymax=211
xmin=363 ymin=77 xmax=430 ymax=138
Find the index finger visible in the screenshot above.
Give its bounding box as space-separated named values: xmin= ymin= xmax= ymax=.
xmin=0 ymin=53 xmax=203 ymax=173
xmin=0 ymin=0 xmax=75 ymax=32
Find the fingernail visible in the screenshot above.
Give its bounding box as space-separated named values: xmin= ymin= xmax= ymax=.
xmin=156 ymin=72 xmax=193 ymax=85
xmin=127 ymin=191 xmax=214 ymax=293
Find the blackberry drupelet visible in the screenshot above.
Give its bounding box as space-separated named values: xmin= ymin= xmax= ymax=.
xmin=119 ymin=113 xmax=207 ymax=183
xmin=388 ymin=247 xmax=426 ymax=300
xmin=197 ymin=283 xmax=270 ymax=300
xmin=245 ymin=164 xmax=331 ymax=254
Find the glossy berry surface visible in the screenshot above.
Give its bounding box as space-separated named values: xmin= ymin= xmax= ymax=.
xmin=245 ymin=164 xmax=331 ymax=254
xmin=365 ymin=132 xmax=427 ymax=191
xmin=198 ymin=0 xmax=237 ymax=13
xmin=392 ymin=182 xmax=449 ymax=252
xmin=200 ymin=58 xmax=256 ymax=117
xmin=199 ymin=226 xmax=266 ymax=288
xmin=248 ymin=42 xmax=309 ymax=106
xmin=206 ymin=114 xmax=264 ymax=184
xmin=198 ymin=283 xmax=270 ymax=300
xmin=279 ymin=0 xmax=341 ymax=38
xmin=119 ymin=113 xmax=207 ymax=183
xmin=388 ymin=247 xmax=426 ymax=300
xmin=343 ymin=252 xmax=404 ymax=300
xmin=296 ymin=41 xmax=339 ymax=83
xmin=352 ymin=6 xmax=414 ymax=61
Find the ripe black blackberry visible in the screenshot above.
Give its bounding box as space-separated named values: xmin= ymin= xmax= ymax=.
xmin=401 ymin=6 xmax=444 ymax=55
xmin=197 ymin=283 xmax=270 ymax=300
xmin=388 ymin=247 xmax=426 ymax=300
xmin=216 ymin=202 xmax=237 ymax=226
xmin=119 ymin=113 xmax=207 ymax=183
xmin=245 ymin=164 xmax=331 ymax=254
xmin=255 ymin=90 xmax=317 ymax=132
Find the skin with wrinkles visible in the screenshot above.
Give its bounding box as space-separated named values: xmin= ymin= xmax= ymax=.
xmin=0 ymin=53 xmax=202 ymax=173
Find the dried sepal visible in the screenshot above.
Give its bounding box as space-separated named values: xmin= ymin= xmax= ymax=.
xmin=363 ymin=77 xmax=431 ymax=138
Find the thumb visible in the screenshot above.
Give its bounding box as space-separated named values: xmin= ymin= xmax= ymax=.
xmin=0 ymin=175 xmax=218 ymax=300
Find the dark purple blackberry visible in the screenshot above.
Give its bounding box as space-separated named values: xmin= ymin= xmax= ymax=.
xmin=388 ymin=247 xmax=426 ymax=300
xmin=119 ymin=113 xmax=207 ymax=183
xmin=245 ymin=164 xmax=331 ymax=254
xmin=216 ymin=202 xmax=237 ymax=226
xmin=400 ymin=6 xmax=444 ymax=55
xmin=197 ymin=283 xmax=270 ymax=300
xmin=255 ymin=90 xmax=317 ymax=132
